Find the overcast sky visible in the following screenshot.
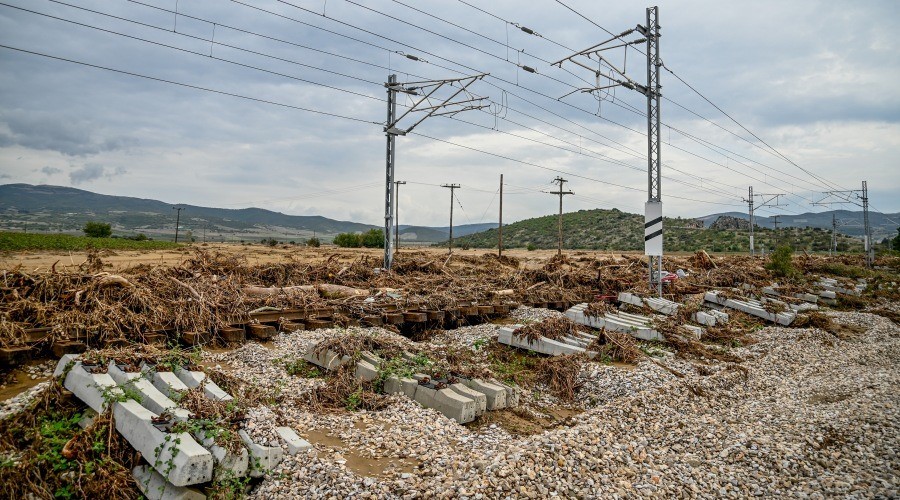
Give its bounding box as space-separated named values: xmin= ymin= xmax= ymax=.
xmin=1 ymin=0 xmax=898 ymax=227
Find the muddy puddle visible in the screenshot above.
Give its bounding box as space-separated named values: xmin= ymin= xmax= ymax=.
xmin=304 ymin=424 xmax=420 ymax=478
xmin=470 ymin=405 xmax=584 ymax=436
xmin=0 ymin=363 xmax=51 ymax=402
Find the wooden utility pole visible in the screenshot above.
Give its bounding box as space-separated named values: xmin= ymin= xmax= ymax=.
xmin=441 ymin=184 xmax=461 ymax=253
xmin=498 ymin=174 xmax=503 ymax=257
xmin=172 ymin=206 xmax=184 ymax=243
xmin=549 ymin=177 xmax=573 ymax=256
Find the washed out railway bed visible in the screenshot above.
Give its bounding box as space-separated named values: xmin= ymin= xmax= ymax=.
xmin=0 ymin=246 xmax=897 ymax=498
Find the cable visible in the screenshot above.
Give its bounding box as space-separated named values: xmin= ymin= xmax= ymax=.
xmin=22 ymin=0 xmax=830 ymax=212
xmin=0 ymin=44 xmax=380 ymax=125
xmin=410 ymin=131 xmax=744 ymax=208
xmin=5 ymin=2 xmax=384 ymax=100
xmin=327 ymin=0 xmax=833 ymax=208
xmin=453 ymin=193 xmax=473 ymax=225
xmin=662 ymin=64 xmax=846 ymax=192
xmin=546 ymin=0 xmax=849 ymax=199
xmin=253 ymin=0 xmax=765 ymax=203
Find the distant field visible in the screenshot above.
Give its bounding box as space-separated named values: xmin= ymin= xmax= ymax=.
xmin=0 ymin=232 xmax=180 ymax=251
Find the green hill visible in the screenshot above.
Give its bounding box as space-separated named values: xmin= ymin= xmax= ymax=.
xmin=444 ymin=208 xmax=864 ymax=253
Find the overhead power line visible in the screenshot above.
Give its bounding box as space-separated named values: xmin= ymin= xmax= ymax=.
xmin=0 ymin=43 xmax=379 ymax=125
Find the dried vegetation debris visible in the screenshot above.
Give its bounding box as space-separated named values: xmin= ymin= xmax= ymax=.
xmin=512 ymin=316 xmax=582 ymax=342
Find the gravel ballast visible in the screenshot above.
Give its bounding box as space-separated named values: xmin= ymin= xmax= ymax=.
xmin=239 ymin=310 xmax=899 ymax=498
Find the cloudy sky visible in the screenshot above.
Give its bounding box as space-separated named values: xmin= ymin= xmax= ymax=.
xmin=1 ymin=0 xmax=898 ymax=227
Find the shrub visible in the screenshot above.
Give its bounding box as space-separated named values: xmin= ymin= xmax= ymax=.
xmin=526 ymin=243 xmax=536 ymax=251
xmin=360 ymin=229 xmax=384 ymax=248
xmin=333 ymin=232 xmax=361 ymax=248
xmin=82 ymin=222 xmax=111 ymax=238
xmin=306 ymin=237 xmax=321 ymax=248
xmin=766 ymin=245 xmax=794 ymax=277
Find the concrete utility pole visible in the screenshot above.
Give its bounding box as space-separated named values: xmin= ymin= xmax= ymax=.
xmin=744 ymin=188 xmax=786 ymax=255
xmin=394 ymin=180 xmax=406 ymax=251
xmin=548 ymin=177 xmax=573 ymax=256
xmin=442 ymin=184 xmax=461 ymax=253
xmin=382 ymin=72 xmax=488 ymax=270
xmin=552 ymin=6 xmax=663 ymax=295
xmin=172 ymin=206 xmax=184 ymax=243
xmin=813 ymin=180 xmax=872 ymax=267
xmin=498 ymin=174 xmax=504 ymax=257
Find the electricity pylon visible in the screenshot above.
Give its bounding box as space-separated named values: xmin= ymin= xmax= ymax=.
xmin=743 ymin=187 xmax=786 ymax=255
xmin=813 ymin=181 xmax=873 ymax=267
xmin=552 ymin=6 xmax=663 ymax=295
xmin=382 ymin=73 xmax=488 ymax=269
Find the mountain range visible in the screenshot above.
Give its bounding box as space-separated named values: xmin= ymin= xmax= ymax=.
xmin=1 ymin=184 xmax=895 ymax=247
xmin=0 ymin=184 xmax=496 ymax=242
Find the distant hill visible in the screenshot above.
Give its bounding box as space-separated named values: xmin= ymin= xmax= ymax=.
xmin=445 ymin=208 xmax=863 ymax=253
xmin=0 ymin=184 xmax=500 ymax=243
xmin=0 ymin=184 xmax=378 ymax=242
xmin=397 ymin=223 xmax=499 ymax=241
xmin=698 ymin=209 xmax=899 ymax=241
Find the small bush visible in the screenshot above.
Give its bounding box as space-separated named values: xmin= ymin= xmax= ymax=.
xmin=360 ymin=229 xmax=384 ymax=248
xmin=526 ymin=243 xmax=536 ymax=251
xmin=333 ymin=232 xmax=361 ymax=248
xmin=765 ymin=245 xmax=794 ymax=277
xmin=82 ymin=222 xmax=111 ymax=238
xmin=306 ymin=237 xmax=321 ymax=247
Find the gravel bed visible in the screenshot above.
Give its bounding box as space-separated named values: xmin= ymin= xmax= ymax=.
xmin=245 ymin=311 xmax=898 ymax=498
xmin=0 ymin=381 xmax=50 ymax=421
xmin=509 ymin=305 xmax=566 ymax=323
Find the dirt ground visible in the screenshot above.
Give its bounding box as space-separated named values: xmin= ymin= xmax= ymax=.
xmin=0 ymin=242 xmax=706 ymax=271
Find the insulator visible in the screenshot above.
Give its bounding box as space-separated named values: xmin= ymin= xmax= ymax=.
xmin=405 ymin=54 xmax=419 ymax=61
xmin=521 ymin=65 xmax=536 ymax=73
xmin=520 ymin=26 xmax=534 ymax=35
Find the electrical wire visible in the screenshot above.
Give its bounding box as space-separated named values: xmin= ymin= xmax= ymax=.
xmin=14 ymin=0 xmax=855 ymax=215
xmin=0 ymin=43 xmax=380 ymax=125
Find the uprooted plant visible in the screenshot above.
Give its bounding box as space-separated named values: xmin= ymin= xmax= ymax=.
xmin=536 ymin=353 xmax=586 ymax=401
xmin=513 ymin=316 xmax=583 ymax=343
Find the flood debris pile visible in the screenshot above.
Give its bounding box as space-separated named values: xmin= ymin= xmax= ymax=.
xmin=0 ymin=343 xmax=314 ymax=499
xmin=301 ymin=331 xmax=521 ymax=424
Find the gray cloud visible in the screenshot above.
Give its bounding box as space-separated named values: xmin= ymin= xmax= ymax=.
xmin=69 ymin=164 xmax=105 ymax=184
xmin=0 ymin=110 xmax=137 ymax=156
xmin=68 ymin=163 xmax=126 ymax=185
xmin=40 ymin=166 xmax=62 ymax=175
xmin=0 ymin=0 xmax=897 ymax=222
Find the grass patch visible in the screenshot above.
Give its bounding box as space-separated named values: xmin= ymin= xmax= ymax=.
xmin=0 ymin=381 xmax=140 ymax=499
xmin=486 ymin=343 xmax=541 ymax=386
xmin=0 ymin=231 xmax=179 ymax=251
xmin=282 ymin=359 xmax=323 ymax=378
